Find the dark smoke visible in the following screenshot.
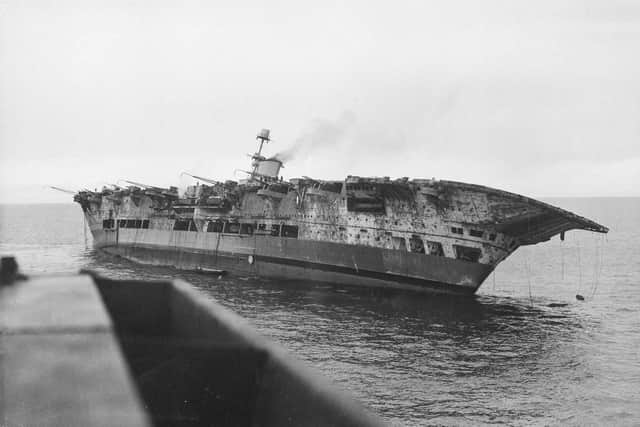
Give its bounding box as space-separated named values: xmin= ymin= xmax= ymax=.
xmin=274 ymin=111 xmax=356 ymax=163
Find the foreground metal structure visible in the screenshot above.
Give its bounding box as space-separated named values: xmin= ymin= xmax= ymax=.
xmin=0 ymin=259 xmax=383 ymax=427
xmin=73 ymin=129 xmax=608 ymax=295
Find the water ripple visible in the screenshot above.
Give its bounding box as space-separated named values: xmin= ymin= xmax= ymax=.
xmin=2 ymin=201 xmax=639 ymax=425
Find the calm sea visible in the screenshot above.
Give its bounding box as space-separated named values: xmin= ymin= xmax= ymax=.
xmin=1 ymin=199 xmax=638 ymax=426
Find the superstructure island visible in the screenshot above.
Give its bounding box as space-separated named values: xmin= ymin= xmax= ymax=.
xmin=72 ymin=129 xmax=608 ymax=295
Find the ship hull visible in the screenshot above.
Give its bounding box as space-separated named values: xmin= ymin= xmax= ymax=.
xmin=75 ymin=165 xmax=607 ymax=296
xmin=91 ymin=228 xmax=493 ymax=295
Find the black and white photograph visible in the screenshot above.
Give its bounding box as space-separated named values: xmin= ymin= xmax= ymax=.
xmin=1 ymin=1 xmax=638 ymax=426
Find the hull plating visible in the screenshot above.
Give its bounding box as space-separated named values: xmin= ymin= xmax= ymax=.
xmin=93 ymin=228 xmax=492 ymax=295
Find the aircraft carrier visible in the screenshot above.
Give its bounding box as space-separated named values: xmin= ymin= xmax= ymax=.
xmin=72 ymin=129 xmax=608 ymax=295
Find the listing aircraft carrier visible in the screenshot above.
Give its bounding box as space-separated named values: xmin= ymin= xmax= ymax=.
xmin=71 ymin=129 xmax=608 ymax=295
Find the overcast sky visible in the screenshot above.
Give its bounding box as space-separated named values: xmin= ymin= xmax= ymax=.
xmin=1 ymin=0 xmax=639 ymax=203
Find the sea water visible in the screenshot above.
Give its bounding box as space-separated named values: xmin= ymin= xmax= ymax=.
xmin=1 ymin=198 xmax=638 ymax=426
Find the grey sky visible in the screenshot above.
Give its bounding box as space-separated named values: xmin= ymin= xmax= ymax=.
xmin=1 ymin=0 xmax=639 ymax=203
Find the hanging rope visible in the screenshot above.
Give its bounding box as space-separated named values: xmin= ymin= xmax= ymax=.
xmin=525 ymin=256 xmax=533 ymax=306
xmin=576 ymin=239 xmax=584 ymax=301
xmin=589 ymin=235 xmax=599 ymax=298
xmin=560 ymin=238 xmax=565 ymax=281
xmin=525 ymin=202 xmax=533 ymax=305
xmin=83 ymin=213 xmax=88 ymax=248
xmin=591 ymin=234 xmax=606 ymax=298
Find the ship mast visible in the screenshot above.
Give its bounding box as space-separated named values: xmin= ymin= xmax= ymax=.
xmin=251 ymin=129 xmax=271 ymax=181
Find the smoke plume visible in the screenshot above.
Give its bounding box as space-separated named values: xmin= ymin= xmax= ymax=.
xmin=274 ymin=111 xmax=356 ymax=163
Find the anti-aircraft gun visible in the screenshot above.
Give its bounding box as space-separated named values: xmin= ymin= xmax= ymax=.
xmin=123 ymin=181 xmax=179 ymax=199
xmin=120 ymin=180 xmax=178 ymax=210
xmin=180 ymin=173 xmax=235 ymax=211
